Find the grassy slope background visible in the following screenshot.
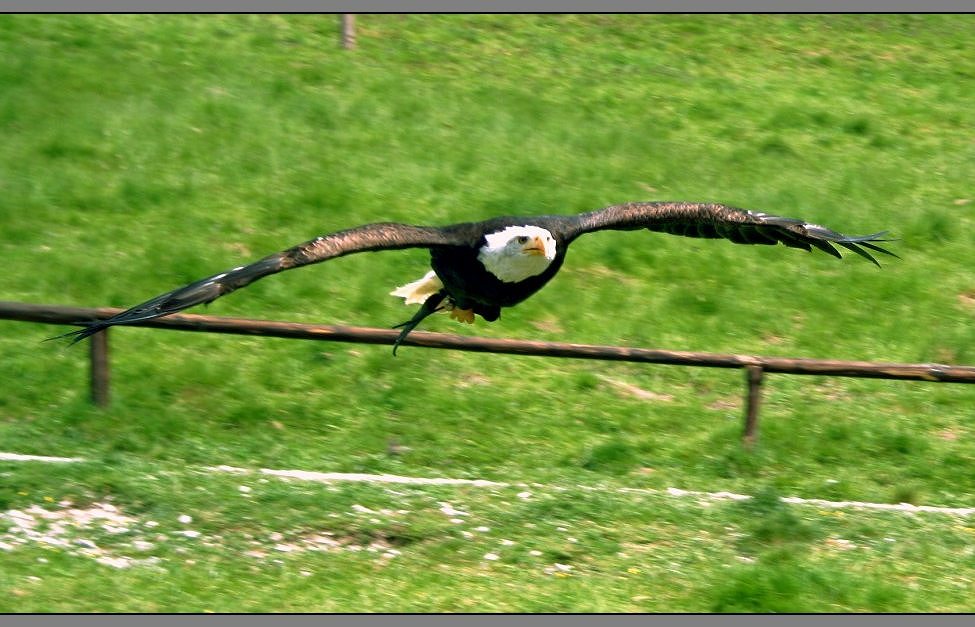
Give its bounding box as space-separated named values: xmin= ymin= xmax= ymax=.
xmin=1 ymin=15 xmax=974 ymax=611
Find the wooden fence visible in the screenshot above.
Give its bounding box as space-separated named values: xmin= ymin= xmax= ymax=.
xmin=3 ymin=300 xmax=975 ymax=446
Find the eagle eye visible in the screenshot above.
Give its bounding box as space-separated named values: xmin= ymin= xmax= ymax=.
xmin=516 ymin=236 xmax=529 ymax=244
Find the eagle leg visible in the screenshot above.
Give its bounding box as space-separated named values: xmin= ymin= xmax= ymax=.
xmin=391 ymin=289 xmax=447 ymax=355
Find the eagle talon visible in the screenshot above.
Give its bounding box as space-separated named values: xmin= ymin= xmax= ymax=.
xmin=449 ymin=307 xmax=476 ymax=324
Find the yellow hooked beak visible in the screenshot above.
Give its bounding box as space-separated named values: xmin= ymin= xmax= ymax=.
xmin=523 ymin=236 xmax=547 ymax=256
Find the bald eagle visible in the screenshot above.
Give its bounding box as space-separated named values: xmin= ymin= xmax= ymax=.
xmin=54 ymin=201 xmax=895 ymax=353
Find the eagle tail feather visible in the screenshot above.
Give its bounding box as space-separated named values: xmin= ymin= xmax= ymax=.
xmin=390 ymin=271 xmax=444 ymax=305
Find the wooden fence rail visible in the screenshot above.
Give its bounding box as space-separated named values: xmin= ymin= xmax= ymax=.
xmin=3 ymin=300 xmax=975 ymax=445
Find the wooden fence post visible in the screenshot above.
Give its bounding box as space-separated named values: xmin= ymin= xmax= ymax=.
xmin=341 ymin=14 xmax=356 ymax=50
xmin=89 ymin=329 xmax=110 ymax=407
xmin=743 ymin=365 xmax=764 ymax=447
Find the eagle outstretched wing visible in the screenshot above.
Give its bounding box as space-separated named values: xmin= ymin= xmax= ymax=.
xmin=51 ymin=202 xmax=896 ymax=346
xmin=52 ymin=222 xmax=472 ymax=344
xmin=558 ymin=202 xmax=897 ymax=266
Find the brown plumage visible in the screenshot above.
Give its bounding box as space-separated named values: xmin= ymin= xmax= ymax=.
xmin=52 ymin=201 xmax=896 ymax=352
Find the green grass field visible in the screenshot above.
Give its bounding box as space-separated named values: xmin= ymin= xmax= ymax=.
xmin=2 ymin=14 xmax=975 ymax=612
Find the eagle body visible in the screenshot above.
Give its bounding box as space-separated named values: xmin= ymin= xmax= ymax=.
xmin=53 ymin=202 xmax=895 ymax=352
xmin=428 ymin=216 xmax=568 ymax=321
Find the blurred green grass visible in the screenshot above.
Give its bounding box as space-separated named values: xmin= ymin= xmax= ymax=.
xmin=1 ymin=14 xmax=974 ymax=612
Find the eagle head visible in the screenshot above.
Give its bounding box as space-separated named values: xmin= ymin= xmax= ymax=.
xmin=478 ymin=225 xmax=557 ymax=283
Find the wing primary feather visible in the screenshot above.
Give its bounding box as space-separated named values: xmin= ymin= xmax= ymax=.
xmin=837 ymin=242 xmax=881 ymax=267
xmin=856 ymin=240 xmax=900 ymax=259
xmin=47 ymin=256 xmax=286 ymax=345
xmin=806 ymin=238 xmax=843 ymax=259
xmin=766 ymin=228 xmax=812 ymax=252
xmin=564 ymin=201 xmax=895 ymax=264
xmin=50 ymin=222 xmax=466 ymax=343
xmin=834 ymin=230 xmax=891 ymax=242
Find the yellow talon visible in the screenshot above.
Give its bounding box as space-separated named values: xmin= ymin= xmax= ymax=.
xmin=449 ymin=307 xmax=475 ymax=324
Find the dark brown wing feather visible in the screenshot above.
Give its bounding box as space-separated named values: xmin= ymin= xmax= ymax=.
xmin=52 ymin=202 xmax=896 ymax=345
xmin=53 ymin=222 xmax=471 ymax=344
xmin=560 ymin=201 xmax=896 ymax=265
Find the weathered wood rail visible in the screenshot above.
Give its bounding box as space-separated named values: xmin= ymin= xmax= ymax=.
xmin=3 ymin=300 xmax=974 ymax=445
